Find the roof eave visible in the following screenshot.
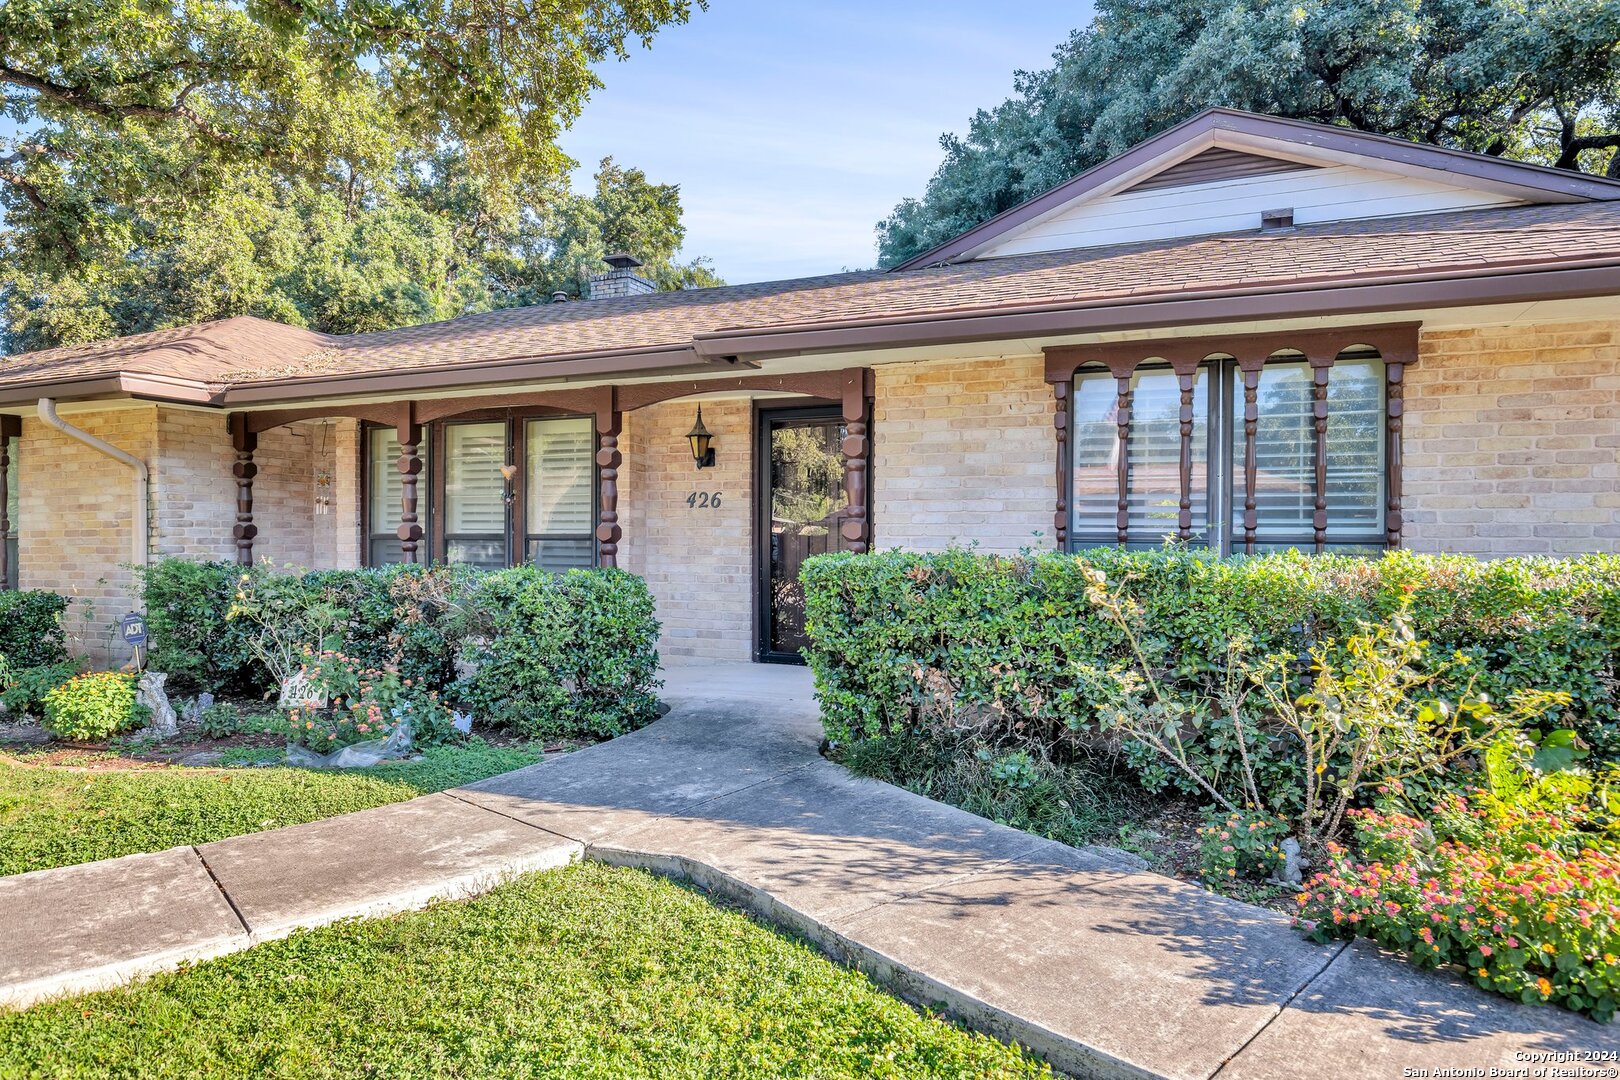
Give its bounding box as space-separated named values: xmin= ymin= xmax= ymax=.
xmin=695 ymin=260 xmax=1620 ymax=359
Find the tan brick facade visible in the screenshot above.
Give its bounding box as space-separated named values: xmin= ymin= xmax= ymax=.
xmin=8 ymin=316 xmax=1618 ymax=666
xmin=871 ymin=354 xmax=1057 ymax=553
xmin=1404 ymin=320 xmax=1620 ymax=555
xmin=621 ymin=400 xmax=755 ymax=662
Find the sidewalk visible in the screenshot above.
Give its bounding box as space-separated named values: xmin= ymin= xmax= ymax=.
xmin=1 ymin=662 xmax=1613 ymax=1078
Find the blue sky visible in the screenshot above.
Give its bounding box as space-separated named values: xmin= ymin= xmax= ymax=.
xmin=558 ymin=3 xmax=1092 ymax=284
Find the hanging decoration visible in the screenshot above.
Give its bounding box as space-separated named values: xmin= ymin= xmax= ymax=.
xmin=313 ymin=422 xmax=334 ymax=516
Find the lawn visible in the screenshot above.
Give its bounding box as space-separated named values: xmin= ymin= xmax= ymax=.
xmin=0 ymin=742 xmax=543 ymax=876
xmin=0 ymin=861 xmax=1045 ymax=1079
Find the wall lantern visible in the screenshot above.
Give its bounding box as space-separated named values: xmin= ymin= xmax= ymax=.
xmin=686 ymin=406 xmax=716 ymax=470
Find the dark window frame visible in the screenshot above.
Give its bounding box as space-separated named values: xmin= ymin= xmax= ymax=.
xmin=1047 ymin=324 xmax=1414 ymax=556
xmin=361 ymin=411 xmax=598 ymax=571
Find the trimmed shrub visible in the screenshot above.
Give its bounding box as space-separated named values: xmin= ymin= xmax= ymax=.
xmin=41 ymin=671 xmax=146 ymax=741
xmin=0 ymin=590 xmax=70 ymax=669
xmin=801 ymin=547 xmax=1620 ymax=796
xmin=139 ymin=560 xmax=264 ymax=694
xmin=140 ymin=557 xmax=662 ymax=741
xmin=455 ymin=567 xmax=661 ymax=739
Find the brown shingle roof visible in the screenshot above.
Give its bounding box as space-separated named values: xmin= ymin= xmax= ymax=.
xmin=4 ymin=201 xmax=1620 ymax=400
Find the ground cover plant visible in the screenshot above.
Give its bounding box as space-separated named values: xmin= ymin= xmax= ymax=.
xmin=0 ymin=862 xmax=1047 ymax=1079
xmin=803 ymin=546 xmax=1620 ymax=1016
xmin=0 ymin=741 xmax=542 ymax=876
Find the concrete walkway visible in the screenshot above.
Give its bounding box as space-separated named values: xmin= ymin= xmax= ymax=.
xmin=2 ymin=663 xmax=1614 ymax=1077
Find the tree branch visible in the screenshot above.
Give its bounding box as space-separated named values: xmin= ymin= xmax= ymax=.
xmin=0 ymin=63 xmax=234 ymax=145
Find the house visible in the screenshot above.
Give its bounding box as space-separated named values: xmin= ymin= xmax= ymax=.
xmin=2 ymin=108 xmax=1619 ymax=665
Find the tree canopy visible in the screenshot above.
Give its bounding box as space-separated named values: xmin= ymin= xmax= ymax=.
xmin=0 ymin=0 xmax=715 ymax=352
xmin=877 ymin=0 xmax=1620 ymax=267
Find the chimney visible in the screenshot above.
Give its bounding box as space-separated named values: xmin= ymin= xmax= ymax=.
xmin=588 ymin=253 xmax=655 ymax=300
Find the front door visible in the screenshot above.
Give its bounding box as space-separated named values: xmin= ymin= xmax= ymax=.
xmin=757 ymin=407 xmax=855 ymax=663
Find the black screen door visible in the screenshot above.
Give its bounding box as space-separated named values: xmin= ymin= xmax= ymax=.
xmin=757 ymin=408 xmax=853 ymax=662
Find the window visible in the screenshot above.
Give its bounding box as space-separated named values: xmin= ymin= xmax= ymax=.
xmin=1065 ymin=344 xmax=1392 ymax=554
xmin=524 ymin=417 xmax=596 ymax=570
xmin=363 ymin=414 xmax=597 ymax=571
xmin=442 ymin=421 xmax=508 ymax=569
xmin=366 ymin=427 xmax=429 ymax=566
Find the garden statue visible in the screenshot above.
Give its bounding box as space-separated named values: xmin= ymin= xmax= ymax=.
xmin=137 ymin=671 xmax=179 ymax=740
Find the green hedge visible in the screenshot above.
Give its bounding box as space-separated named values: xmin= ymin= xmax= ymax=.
xmin=0 ymin=590 xmax=70 ymax=669
xmin=140 ymin=559 xmax=661 ymax=739
xmin=802 ymin=548 xmax=1620 ymax=789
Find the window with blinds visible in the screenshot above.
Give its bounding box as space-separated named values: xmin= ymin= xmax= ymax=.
xmin=525 ymin=417 xmax=596 ymax=571
xmin=1069 ymin=352 xmax=1387 ymax=554
xmin=367 ymin=427 xmax=429 ymax=566
xmin=444 ymin=422 xmax=508 ymax=570
xmin=1070 ymin=368 xmax=1208 ymax=547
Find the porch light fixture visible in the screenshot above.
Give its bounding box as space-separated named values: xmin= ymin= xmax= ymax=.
xmin=686 ymin=406 xmax=715 ymax=470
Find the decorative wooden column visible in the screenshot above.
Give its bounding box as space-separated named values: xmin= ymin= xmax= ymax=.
xmin=1109 ymin=361 xmax=1136 ymax=546
xmin=1171 ymin=359 xmax=1200 ymax=542
xmin=1309 ymin=353 xmax=1334 ymax=553
xmin=1051 ymin=379 xmax=1070 ymax=549
xmin=595 ymin=389 xmax=623 ymax=568
xmin=395 ymin=412 xmax=424 ymax=564
xmin=839 ymin=369 xmax=874 ymax=554
xmin=229 ymin=414 xmax=258 ymax=565
xmin=1238 ymin=355 xmax=1264 ymax=554
xmin=1383 ymin=346 xmax=1412 ymax=550
xmin=0 ymin=416 xmax=16 ymax=588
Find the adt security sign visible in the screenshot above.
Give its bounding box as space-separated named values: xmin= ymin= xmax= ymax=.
xmin=121 ymin=612 xmax=148 ymax=669
xmin=120 ymin=613 xmax=148 ymax=647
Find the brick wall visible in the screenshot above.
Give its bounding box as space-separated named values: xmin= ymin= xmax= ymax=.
xmin=16 ymin=407 xmax=156 ymax=665
xmin=1404 ymin=320 xmax=1620 ymax=555
xmin=15 ymin=407 xmax=359 ymax=665
xmin=871 ymin=354 xmax=1057 ymax=553
xmin=622 ymin=400 xmax=754 ymax=662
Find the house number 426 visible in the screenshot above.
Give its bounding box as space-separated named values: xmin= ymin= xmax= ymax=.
xmin=687 ymin=491 xmax=723 ymax=509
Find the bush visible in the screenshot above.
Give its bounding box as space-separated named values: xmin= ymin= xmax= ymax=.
xmin=0 ymin=661 xmax=81 ymax=719
xmin=139 ymin=560 xmax=265 ymax=695
xmin=0 ymin=590 xmax=70 ymax=669
xmin=41 ymin=672 xmax=147 ymax=741
xmin=801 ymin=547 xmax=1620 ymax=803
xmin=1298 ymin=799 xmax=1620 ymax=1021
xmin=454 ymin=567 xmax=661 ymax=739
xmin=141 ymin=557 xmax=662 ymax=742
xmin=1197 ymin=809 xmax=1291 ymax=886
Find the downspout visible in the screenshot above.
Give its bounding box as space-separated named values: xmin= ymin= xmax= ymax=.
xmin=36 ymin=399 xmax=150 ymax=568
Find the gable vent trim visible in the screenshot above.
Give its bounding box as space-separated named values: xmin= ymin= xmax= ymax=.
xmin=1114 ymin=148 xmax=1319 ymax=195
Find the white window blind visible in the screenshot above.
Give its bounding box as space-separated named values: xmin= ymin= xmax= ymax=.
xmin=444 ymin=422 xmax=506 ymax=536
xmin=367 ymin=427 xmax=428 ymax=566
xmin=1070 ymin=371 xmax=1120 ymax=536
xmin=1126 ymin=368 xmax=1207 ymax=541
xmin=525 ymin=417 xmax=595 ymax=571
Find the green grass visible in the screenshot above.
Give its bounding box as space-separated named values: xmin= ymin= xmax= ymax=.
xmin=0 ymin=862 xmax=1046 ymax=1079
xmin=0 ymin=742 xmax=542 ymax=876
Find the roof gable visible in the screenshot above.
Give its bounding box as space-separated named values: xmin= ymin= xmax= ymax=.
xmin=894 ymin=109 xmax=1620 ymax=269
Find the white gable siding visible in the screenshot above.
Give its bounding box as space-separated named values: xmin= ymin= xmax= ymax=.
xmin=978 ymin=163 xmax=1525 ymax=259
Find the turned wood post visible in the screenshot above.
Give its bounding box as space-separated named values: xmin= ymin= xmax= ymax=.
xmin=395 ymin=416 xmax=424 ymax=564
xmin=229 ymin=414 xmax=258 ymax=566
xmin=1309 ymin=354 xmax=1334 ymax=553
xmin=1238 ymin=355 xmax=1265 ymax=555
xmin=1385 ymin=356 xmax=1407 ymax=550
xmin=1052 ymin=379 xmax=1070 ymax=550
xmin=0 ymin=416 xmax=15 ymax=588
xmin=1171 ymin=359 xmax=1200 ymax=542
xmin=839 ymin=369 xmax=874 ymax=554
xmin=595 ymin=390 xmax=623 ymax=568
xmin=1106 ymin=360 xmax=1139 ymax=547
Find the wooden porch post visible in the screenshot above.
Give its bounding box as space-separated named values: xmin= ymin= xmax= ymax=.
xmin=595 ymin=388 xmax=623 ymax=568
xmin=1051 ymin=379 xmax=1070 ymax=550
xmin=229 ymin=414 xmax=258 ymax=566
xmin=0 ymin=416 xmax=17 ymax=588
xmin=839 ymin=369 xmax=874 ymax=554
xmin=395 ymin=409 xmax=424 ymax=564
